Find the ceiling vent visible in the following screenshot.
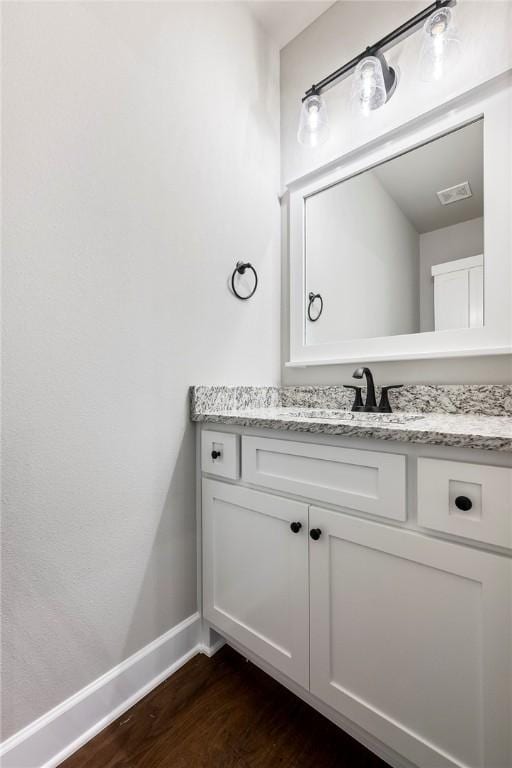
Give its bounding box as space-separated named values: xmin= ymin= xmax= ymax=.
xmin=436 ymin=181 xmax=473 ymax=206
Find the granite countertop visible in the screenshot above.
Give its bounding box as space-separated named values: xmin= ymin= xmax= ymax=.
xmin=190 ymin=385 xmax=512 ymax=452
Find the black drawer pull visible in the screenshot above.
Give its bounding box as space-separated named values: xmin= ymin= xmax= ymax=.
xmin=211 ymin=450 xmax=222 ymax=460
xmin=290 ymin=522 xmax=302 ymax=534
xmin=310 ymin=528 xmax=322 ymax=541
xmin=455 ymin=495 xmax=472 ymax=511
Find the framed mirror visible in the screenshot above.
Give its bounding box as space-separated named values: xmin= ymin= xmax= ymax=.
xmin=288 ymin=79 xmax=511 ymax=366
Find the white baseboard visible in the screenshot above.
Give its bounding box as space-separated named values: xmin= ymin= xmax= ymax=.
xmin=1 ymin=612 xmax=202 ymax=768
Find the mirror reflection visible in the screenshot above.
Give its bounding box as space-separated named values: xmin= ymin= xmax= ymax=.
xmin=305 ymin=119 xmax=484 ymax=345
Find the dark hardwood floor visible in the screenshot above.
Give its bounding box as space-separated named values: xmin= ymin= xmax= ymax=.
xmin=61 ymin=646 xmax=389 ymax=768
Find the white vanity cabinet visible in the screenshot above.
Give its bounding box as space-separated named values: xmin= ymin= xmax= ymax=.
xmin=200 ymin=428 xmax=512 ymax=768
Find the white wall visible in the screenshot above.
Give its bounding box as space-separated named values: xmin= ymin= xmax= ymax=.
xmin=281 ymin=0 xmax=512 ymax=384
xmin=306 ymin=171 xmax=419 ymax=345
xmin=420 ymin=217 xmax=484 ymax=331
xmin=1 ymin=1 xmax=280 ymax=739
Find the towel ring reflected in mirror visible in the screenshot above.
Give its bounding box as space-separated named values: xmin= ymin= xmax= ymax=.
xmin=307 ymin=292 xmax=323 ymax=322
xmin=231 ymin=261 xmax=258 ymax=300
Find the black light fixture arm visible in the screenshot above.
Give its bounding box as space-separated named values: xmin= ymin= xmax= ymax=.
xmin=303 ymin=0 xmax=456 ymax=101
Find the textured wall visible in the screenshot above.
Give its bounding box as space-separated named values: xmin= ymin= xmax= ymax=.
xmin=280 ymin=0 xmax=512 ymax=384
xmin=1 ymin=1 xmax=280 ymax=738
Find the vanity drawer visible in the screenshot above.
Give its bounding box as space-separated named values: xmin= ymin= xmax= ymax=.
xmin=417 ymin=458 xmax=512 ymax=548
xmin=201 ymin=429 xmax=239 ymax=480
xmin=242 ymin=436 xmax=406 ymax=521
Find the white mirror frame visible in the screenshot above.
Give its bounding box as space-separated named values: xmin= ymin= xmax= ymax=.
xmin=287 ymin=76 xmax=511 ymax=367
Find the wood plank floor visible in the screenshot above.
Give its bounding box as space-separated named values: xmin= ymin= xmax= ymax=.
xmin=61 ymin=645 xmax=390 ymax=768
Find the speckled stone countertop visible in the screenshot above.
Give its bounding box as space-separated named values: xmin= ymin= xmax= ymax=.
xmin=190 ymin=385 xmax=512 ymax=452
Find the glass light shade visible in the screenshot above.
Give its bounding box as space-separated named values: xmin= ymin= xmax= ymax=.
xmin=297 ymin=93 xmax=329 ymax=147
xmin=419 ymin=7 xmax=461 ymax=82
xmin=351 ymin=56 xmax=387 ymax=115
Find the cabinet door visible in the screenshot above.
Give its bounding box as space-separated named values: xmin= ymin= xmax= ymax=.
xmin=203 ymin=479 xmax=309 ymax=686
xmin=309 ymin=507 xmax=511 ymax=768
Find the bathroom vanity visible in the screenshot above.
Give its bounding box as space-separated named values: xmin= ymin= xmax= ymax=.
xmin=192 ymin=385 xmax=512 ymax=768
xmin=190 ymin=75 xmax=512 ymax=768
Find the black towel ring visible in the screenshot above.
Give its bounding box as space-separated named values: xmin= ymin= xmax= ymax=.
xmin=307 ymin=292 xmax=323 ymax=321
xmin=231 ymin=261 xmax=258 ymax=300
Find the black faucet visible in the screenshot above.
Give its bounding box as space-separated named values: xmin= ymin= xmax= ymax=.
xmin=352 ymin=367 xmax=377 ymax=411
xmin=344 ymin=367 xmax=403 ymax=413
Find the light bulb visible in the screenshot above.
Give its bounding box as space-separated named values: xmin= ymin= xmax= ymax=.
xmin=419 ymin=7 xmax=461 ymax=82
xmin=297 ymin=93 xmax=329 ymax=147
xmin=351 ymin=56 xmax=387 ymax=115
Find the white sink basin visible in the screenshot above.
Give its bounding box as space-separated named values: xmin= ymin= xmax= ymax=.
xmin=278 ymin=408 xmax=422 ymax=425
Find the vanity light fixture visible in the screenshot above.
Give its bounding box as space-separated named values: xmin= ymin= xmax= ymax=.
xmin=297 ymin=0 xmax=459 ymax=146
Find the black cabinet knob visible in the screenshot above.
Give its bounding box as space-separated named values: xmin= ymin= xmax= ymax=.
xmin=290 ymin=522 xmax=302 ymax=534
xmin=455 ymin=495 xmax=472 ymax=511
xmin=211 ymin=450 xmax=222 ymax=460
xmin=310 ymin=528 xmax=322 ymax=541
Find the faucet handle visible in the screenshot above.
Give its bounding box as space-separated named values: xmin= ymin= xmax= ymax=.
xmin=378 ymin=385 xmax=403 ymax=413
xmin=343 ymin=385 xmax=364 ymax=412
